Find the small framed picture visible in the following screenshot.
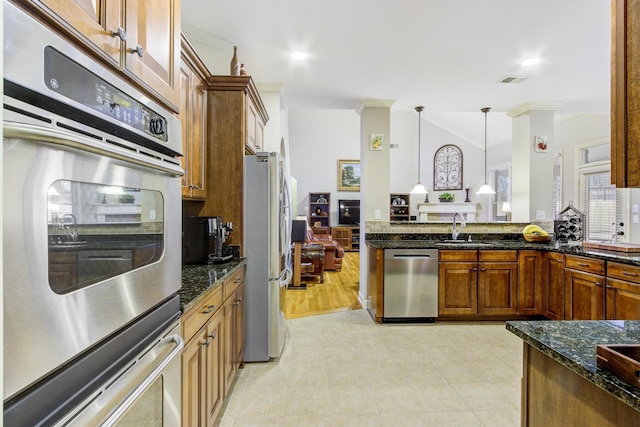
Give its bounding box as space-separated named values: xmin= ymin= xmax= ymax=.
xmin=338 ymin=159 xmax=361 ymax=192
xmin=534 ymin=136 xmax=548 ymax=153
xmin=369 ymin=133 xmax=384 ymax=151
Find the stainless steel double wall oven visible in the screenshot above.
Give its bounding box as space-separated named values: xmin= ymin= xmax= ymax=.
xmin=4 ymin=3 xmax=184 ymax=425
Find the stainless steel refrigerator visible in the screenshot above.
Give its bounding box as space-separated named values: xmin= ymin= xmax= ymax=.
xmin=243 ymin=152 xmax=292 ymax=361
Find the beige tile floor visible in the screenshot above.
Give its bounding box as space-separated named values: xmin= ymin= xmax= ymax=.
xmin=217 ymin=309 xmax=522 ymax=427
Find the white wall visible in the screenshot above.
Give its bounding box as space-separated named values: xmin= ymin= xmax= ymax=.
xmin=290 ymin=108 xmax=493 ymax=222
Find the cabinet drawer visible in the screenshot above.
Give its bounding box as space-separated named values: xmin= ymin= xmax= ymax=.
xmin=183 ymin=286 xmax=223 ymax=343
xmin=479 ymin=250 xmax=517 ymax=262
xmin=607 ymin=262 xmax=640 ymax=284
xmin=565 ymin=255 xmax=605 ymax=275
xmin=223 ymin=268 xmax=245 ymax=300
xmin=49 ymin=252 xmax=77 ymax=263
xmin=439 ymin=250 xmax=477 ymax=262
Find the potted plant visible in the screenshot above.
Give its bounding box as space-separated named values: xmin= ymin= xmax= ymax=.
xmin=439 ymin=192 xmax=455 ymax=203
xmin=119 ymin=193 xmax=136 ymax=204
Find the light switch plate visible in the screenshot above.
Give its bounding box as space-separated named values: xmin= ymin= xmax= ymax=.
xmin=634 ymin=204 xmax=639 ymax=214
xmin=535 ymin=211 xmax=545 ymax=220
xmin=374 ymin=209 xmax=381 ymax=219
xmin=634 ymin=214 xmax=639 ymax=224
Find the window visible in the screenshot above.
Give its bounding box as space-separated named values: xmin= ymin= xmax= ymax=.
xmin=492 ymin=167 xmax=511 ymax=221
xmin=576 ymin=141 xmax=626 ymax=242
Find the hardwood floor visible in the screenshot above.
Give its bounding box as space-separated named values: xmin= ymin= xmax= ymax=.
xmin=283 ymin=251 xmax=362 ymax=319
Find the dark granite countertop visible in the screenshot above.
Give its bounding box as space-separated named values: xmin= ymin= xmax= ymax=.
xmin=364 ymin=234 xmax=640 ymax=266
xmin=180 ymin=258 xmax=246 ymax=313
xmin=506 ymin=320 xmax=640 ymax=411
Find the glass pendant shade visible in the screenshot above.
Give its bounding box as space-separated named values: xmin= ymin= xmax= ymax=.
xmin=476 ymin=106 xmax=495 ymax=195
xmin=476 ymin=182 xmax=495 ymax=195
xmin=411 ymin=182 xmax=427 ymax=194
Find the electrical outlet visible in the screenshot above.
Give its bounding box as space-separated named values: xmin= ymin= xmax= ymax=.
xmin=374 ymin=209 xmax=381 ymax=219
xmin=633 ymin=204 xmax=639 ymax=214
xmin=535 ymin=211 xmax=545 ymax=220
xmin=634 ymin=214 xmax=639 ymax=224
xmin=149 ymin=210 xmax=156 ymax=220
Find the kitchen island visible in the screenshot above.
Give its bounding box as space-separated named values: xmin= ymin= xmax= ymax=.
xmin=507 ymin=320 xmax=640 ymax=426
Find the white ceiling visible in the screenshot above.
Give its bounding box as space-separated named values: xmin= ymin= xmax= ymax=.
xmin=181 ymin=0 xmax=611 ymax=147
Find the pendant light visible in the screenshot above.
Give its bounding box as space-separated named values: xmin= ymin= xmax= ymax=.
xmin=410 ymin=106 xmax=428 ymax=194
xmin=476 ymin=107 xmax=496 ymax=195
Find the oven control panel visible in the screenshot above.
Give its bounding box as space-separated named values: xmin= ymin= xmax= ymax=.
xmin=44 ymin=46 xmax=168 ymax=142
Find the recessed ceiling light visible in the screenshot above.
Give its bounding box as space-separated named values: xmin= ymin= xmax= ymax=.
xmin=522 ymin=57 xmax=541 ymax=67
xmin=291 ymin=51 xmax=308 ymax=60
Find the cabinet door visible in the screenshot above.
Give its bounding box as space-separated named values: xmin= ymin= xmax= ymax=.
xmin=222 ymin=297 xmax=235 ymax=396
xmin=478 ymin=262 xmax=518 ymax=315
xmin=205 ymin=311 xmax=224 ymax=427
xmin=28 ymin=0 xmax=121 ymax=65
xmin=565 ymin=269 xmax=605 ymax=320
xmin=233 ymin=285 xmax=245 ymax=370
xmin=124 ymin=0 xmax=180 ymax=109
xmin=606 ymin=278 xmax=640 ymax=320
xmin=247 ymin=101 xmax=259 ymax=152
xmin=179 ymin=59 xmax=207 ymax=199
xmin=438 ymin=262 xmax=477 ymax=315
xmin=182 ymin=328 xmax=207 ymax=427
xmin=543 ymin=252 xmax=565 ymax=320
xmin=518 ymin=251 xmax=543 ymax=315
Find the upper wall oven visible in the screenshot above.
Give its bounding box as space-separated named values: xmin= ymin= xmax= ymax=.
xmin=3 ymin=1 xmax=184 ymax=406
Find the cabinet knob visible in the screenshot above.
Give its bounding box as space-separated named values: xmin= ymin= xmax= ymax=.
xmin=207 ymin=332 xmax=216 ymax=340
xmin=596 ymin=282 xmax=602 ymax=287
xmin=129 ymin=45 xmax=145 ymax=57
xmin=202 ymin=339 xmax=210 ymax=347
xmin=110 ymin=27 xmax=127 ymax=41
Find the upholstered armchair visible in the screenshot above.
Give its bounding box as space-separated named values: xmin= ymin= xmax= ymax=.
xmin=311 ymin=232 xmax=344 ymax=271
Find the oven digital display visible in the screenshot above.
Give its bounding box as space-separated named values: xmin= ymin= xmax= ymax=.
xmin=43 ymin=46 xmax=168 ymax=142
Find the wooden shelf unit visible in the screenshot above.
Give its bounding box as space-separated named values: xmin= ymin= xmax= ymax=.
xmin=309 ymin=192 xmax=331 ymax=233
xmin=332 ymin=226 xmax=360 ymax=251
xmin=390 ymin=193 xmax=410 ymax=221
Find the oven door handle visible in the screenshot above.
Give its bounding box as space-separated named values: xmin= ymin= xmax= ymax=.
xmin=4 ymin=121 xmax=184 ymax=177
xmin=101 ymin=333 xmax=184 ymax=426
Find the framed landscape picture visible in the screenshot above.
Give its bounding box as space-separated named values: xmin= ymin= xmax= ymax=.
xmin=338 ymin=159 xmax=361 ymax=191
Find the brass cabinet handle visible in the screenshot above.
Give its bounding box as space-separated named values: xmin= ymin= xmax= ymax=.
xmin=202 ymin=304 xmax=216 ymax=314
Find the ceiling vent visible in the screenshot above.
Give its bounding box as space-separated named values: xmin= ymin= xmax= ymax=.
xmin=496 ymin=75 xmax=528 ymax=84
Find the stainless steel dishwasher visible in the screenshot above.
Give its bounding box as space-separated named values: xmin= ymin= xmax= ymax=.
xmin=384 ymin=249 xmax=438 ymax=321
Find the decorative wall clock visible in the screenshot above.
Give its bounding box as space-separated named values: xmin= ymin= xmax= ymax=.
xmin=433 ymin=144 xmax=463 ymax=190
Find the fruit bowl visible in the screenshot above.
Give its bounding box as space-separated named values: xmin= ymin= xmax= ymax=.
xmin=524 ymin=234 xmax=552 ymax=243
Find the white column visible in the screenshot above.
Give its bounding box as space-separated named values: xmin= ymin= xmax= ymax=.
xmin=356 ymin=99 xmax=394 ymax=305
xmin=508 ymin=103 xmax=559 ymax=222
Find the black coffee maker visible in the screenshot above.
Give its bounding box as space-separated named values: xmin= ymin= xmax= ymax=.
xmin=182 ymin=216 xmax=233 ymax=264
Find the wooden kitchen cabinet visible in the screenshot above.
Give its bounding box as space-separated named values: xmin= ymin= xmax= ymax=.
xmin=611 ymin=0 xmax=640 ymax=187
xmin=182 ymin=265 xmax=245 ymax=426
xmin=518 ymin=250 xmax=543 ymax=315
xmin=439 ymin=250 xmax=517 ymax=317
xmin=438 ymin=250 xmax=478 ymax=316
xmin=223 ymin=283 xmax=244 ymax=396
xmin=478 ymin=250 xmax=518 ymax=316
xmin=605 ymin=261 xmax=640 ymax=319
xmin=180 ymin=35 xmax=209 ymax=200
xmin=48 ymin=251 xmax=78 ymax=293
xmin=200 ymin=76 xmax=269 ymax=252
xmin=542 ymin=252 xmax=565 ymax=320
xmin=18 ymin=0 xmax=181 ymax=111
xmin=182 ymin=289 xmax=224 ymax=427
xmin=389 ymin=193 xmax=410 ymax=221
xmin=564 ymin=255 xmax=605 ymax=320
xmin=222 ymin=267 xmax=245 ymax=396
xmin=332 ymin=226 xmax=359 ymax=251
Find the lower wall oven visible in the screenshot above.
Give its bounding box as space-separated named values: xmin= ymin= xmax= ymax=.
xmin=3 ymin=2 xmax=184 ymax=425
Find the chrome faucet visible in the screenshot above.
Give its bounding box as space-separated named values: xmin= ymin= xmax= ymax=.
xmin=63 ymin=213 xmax=78 ymax=242
xmin=452 ymin=212 xmax=466 ymax=240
